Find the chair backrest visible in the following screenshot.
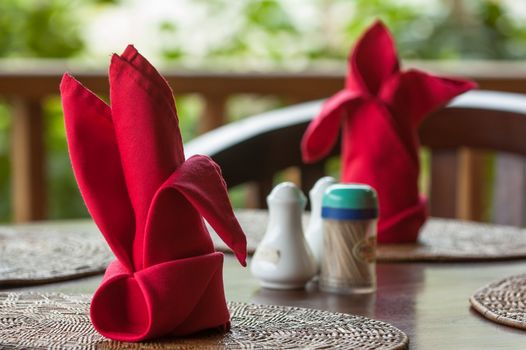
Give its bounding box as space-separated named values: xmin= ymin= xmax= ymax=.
xmin=420 ymin=91 xmax=526 ymax=224
xmin=185 ymin=90 xmax=526 ymax=225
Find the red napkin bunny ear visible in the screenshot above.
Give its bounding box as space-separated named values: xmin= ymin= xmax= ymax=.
xmin=301 ymin=90 xmax=362 ymax=163
xmin=348 ymin=20 xmax=399 ymax=95
xmin=381 ymin=69 xmax=477 ymax=126
xmin=170 ymin=155 xmax=247 ymax=266
xmin=110 ymin=51 xmax=186 ymax=269
xmin=141 ymin=155 xmax=247 ymax=268
xmin=61 ymin=74 xmax=135 ymax=270
xmin=120 ymin=45 xmax=179 ymax=120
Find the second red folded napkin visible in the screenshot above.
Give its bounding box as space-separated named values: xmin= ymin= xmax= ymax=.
xmin=61 ymin=45 xmax=247 ymax=342
xmin=301 ymin=21 xmax=476 ymax=243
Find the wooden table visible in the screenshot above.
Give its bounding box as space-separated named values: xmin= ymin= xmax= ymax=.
xmin=4 ymin=255 xmax=526 ymax=349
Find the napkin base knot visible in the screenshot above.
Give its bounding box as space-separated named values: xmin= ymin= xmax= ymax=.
xmin=378 ymin=196 xmax=427 ymax=244
xmin=90 ymin=252 xmax=230 ymax=342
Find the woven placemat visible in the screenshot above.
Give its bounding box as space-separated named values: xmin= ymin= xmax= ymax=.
xmin=4 ymin=209 xmax=521 ymax=287
xmin=210 ymin=210 xmax=526 ymax=262
xmin=0 ymin=292 xmax=408 ymax=349
xmin=378 ymin=219 xmax=526 ymax=262
xmin=0 ymin=223 xmax=113 ymax=286
xmin=470 ymin=274 xmax=526 ymax=330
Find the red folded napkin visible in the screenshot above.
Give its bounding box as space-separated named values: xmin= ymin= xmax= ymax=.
xmin=301 ymin=21 xmax=476 ymax=243
xmin=61 ymin=45 xmax=247 ymax=342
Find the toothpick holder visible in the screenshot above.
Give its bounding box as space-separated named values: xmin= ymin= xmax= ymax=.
xmin=320 ymin=184 xmax=378 ymax=294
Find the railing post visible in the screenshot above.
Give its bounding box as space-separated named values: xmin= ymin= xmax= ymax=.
xmin=199 ymin=94 xmax=227 ymax=134
xmin=10 ymin=97 xmax=46 ymax=222
xmin=430 ymin=150 xmax=458 ymax=218
xmin=492 ymin=153 xmax=526 ymax=226
xmin=457 ymin=148 xmax=487 ymax=221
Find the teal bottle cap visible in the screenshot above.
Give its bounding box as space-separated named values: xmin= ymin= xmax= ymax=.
xmin=321 ymin=184 xmax=378 ymax=220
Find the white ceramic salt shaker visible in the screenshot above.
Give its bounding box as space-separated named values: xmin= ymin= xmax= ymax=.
xmin=305 ymin=176 xmax=337 ymax=267
xmin=250 ymin=182 xmax=317 ymax=289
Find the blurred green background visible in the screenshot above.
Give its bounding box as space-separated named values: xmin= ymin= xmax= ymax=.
xmin=0 ymin=0 xmax=525 ymax=221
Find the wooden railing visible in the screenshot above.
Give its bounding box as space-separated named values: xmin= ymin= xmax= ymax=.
xmin=1 ymin=59 xmax=526 ymax=222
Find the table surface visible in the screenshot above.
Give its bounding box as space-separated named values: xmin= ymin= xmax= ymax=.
xmin=4 ymin=235 xmax=526 ymax=349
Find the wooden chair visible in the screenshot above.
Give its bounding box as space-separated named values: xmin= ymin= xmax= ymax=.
xmin=185 ymin=90 xmax=526 ymax=226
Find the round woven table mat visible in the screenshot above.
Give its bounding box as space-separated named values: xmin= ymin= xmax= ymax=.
xmin=470 ymin=274 xmax=526 ymax=330
xmin=210 ymin=209 xmax=526 ymax=262
xmin=0 ymin=222 xmax=113 ymax=286
xmin=0 ymin=292 xmax=408 ymax=350
xmin=4 ymin=210 xmax=524 ymax=287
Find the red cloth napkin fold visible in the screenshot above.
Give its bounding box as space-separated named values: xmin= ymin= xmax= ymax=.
xmin=61 ymin=45 xmax=247 ymax=342
xmin=301 ymin=21 xmax=476 ymax=243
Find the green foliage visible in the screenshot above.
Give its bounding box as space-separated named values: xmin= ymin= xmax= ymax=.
xmin=158 ymin=0 xmax=526 ymax=65
xmin=343 ymin=0 xmax=526 ymax=60
xmin=165 ymin=0 xmax=302 ymax=65
xmin=0 ymin=0 xmax=107 ymax=220
xmin=245 ymin=0 xmax=297 ymax=33
xmin=175 ymin=95 xmax=201 ymax=143
xmin=0 ymin=103 xmax=11 ymax=221
xmin=395 ymin=1 xmax=526 ymax=59
xmin=44 ymin=97 xmax=88 ymax=219
xmin=1 ymin=0 xmax=526 ymax=220
xmin=0 ymin=0 xmax=86 ymax=58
